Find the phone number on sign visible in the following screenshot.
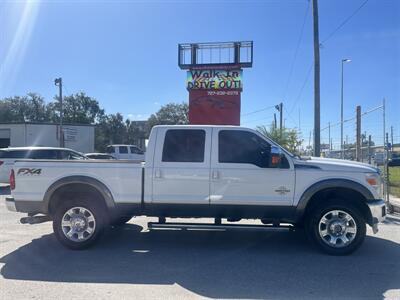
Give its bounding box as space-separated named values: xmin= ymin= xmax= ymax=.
xmin=207 ymin=91 xmax=239 ymax=96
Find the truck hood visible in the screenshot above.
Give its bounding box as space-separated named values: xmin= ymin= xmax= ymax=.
xmin=294 ymin=156 xmax=379 ymax=173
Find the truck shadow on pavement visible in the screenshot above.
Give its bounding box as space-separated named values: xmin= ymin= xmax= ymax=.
xmin=1 ymin=224 xmax=399 ymax=299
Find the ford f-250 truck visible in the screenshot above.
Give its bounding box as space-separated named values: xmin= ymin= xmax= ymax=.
xmin=5 ymin=125 xmax=386 ymax=255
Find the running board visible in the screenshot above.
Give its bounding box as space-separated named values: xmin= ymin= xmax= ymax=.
xmin=147 ymin=222 xmax=295 ymax=231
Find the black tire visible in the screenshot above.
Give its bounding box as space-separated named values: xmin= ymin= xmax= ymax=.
xmin=53 ymin=197 xmax=106 ymax=250
xmin=111 ymin=216 xmax=132 ymax=227
xmin=306 ymin=199 xmax=366 ymax=255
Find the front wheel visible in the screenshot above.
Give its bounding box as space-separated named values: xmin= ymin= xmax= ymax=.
xmin=53 ymin=199 xmax=106 ymax=250
xmin=306 ymin=201 xmax=366 ymax=255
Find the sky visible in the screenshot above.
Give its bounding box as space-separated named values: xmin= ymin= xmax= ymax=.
xmin=1 ymin=0 xmax=399 ymax=149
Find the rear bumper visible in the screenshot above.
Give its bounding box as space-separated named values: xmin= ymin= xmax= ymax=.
xmin=366 ymin=199 xmax=386 ymax=233
xmin=5 ymin=197 xmax=17 ymax=212
xmin=5 ymin=196 xmax=46 ymax=214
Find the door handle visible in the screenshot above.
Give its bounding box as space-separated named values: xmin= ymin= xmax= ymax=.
xmin=155 ymin=169 xmax=162 ymax=178
xmin=212 ymin=170 xmax=219 ymax=179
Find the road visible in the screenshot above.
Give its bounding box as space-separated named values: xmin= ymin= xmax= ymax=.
xmin=1 ymin=186 xmax=400 ymax=300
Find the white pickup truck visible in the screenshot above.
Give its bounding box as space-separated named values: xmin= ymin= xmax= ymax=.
xmin=5 ymin=125 xmax=386 ymax=255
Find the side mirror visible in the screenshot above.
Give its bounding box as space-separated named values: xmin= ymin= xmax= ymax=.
xmin=270 ymin=146 xmax=281 ymax=168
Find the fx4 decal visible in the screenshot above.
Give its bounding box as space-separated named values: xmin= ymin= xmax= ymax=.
xmin=17 ymin=168 xmax=42 ymax=176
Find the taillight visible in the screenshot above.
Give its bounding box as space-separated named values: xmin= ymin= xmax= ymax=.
xmin=10 ymin=169 xmax=15 ymax=190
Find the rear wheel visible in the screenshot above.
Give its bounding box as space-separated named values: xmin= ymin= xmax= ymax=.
xmin=53 ymin=198 xmax=106 ymax=250
xmin=306 ymin=200 xmax=366 ymax=255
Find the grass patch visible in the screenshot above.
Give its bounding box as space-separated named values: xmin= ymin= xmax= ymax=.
xmin=388 ymin=167 xmax=400 ymax=197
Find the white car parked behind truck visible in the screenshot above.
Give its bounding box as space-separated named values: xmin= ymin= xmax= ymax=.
xmin=6 ymin=125 xmax=386 ymax=255
xmin=106 ymin=144 xmax=145 ymax=160
xmin=0 ymin=147 xmax=87 ymax=183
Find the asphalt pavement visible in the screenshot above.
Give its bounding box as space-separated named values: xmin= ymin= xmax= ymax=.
xmin=1 ymin=186 xmax=400 ymax=300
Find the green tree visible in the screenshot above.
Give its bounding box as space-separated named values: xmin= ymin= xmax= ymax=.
xmin=95 ymin=113 xmax=126 ymax=151
xmin=0 ymin=93 xmax=48 ymax=122
xmin=146 ymin=102 xmax=189 ymax=135
xmin=256 ymin=123 xmax=302 ymax=154
xmin=48 ymin=92 xmax=104 ymax=124
xmin=125 ymin=119 xmax=146 ymax=145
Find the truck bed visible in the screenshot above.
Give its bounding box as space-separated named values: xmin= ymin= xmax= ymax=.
xmin=12 ymin=160 xmax=144 ymax=206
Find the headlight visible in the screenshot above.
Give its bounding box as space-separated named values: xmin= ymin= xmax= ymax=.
xmin=365 ymin=172 xmax=382 ymax=195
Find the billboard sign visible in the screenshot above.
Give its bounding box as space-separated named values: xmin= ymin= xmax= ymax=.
xmin=187 ymin=69 xmax=242 ymax=90
xmin=189 ymin=89 xmax=241 ymax=125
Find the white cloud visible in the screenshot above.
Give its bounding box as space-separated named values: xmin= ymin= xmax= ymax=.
xmin=125 ymin=113 xmax=149 ymax=121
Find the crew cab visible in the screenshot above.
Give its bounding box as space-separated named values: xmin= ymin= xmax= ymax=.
xmin=5 ymin=125 xmax=386 ymax=255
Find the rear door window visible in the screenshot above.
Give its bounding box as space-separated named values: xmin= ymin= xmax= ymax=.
xmin=162 ymin=129 xmax=205 ymax=162
xmin=30 ymin=150 xmax=58 ymax=159
xmin=119 ymin=146 xmax=128 ymax=154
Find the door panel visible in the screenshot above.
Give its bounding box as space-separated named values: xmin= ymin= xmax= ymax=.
xmin=152 ymin=127 xmax=212 ymax=204
xmin=210 ymin=128 xmax=295 ymax=206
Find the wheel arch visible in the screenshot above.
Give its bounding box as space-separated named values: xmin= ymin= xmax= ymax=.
xmin=295 ymin=179 xmax=375 ymax=226
xmin=44 ymin=176 xmax=115 ymax=216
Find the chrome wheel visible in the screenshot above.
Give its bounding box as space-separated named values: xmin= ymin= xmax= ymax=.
xmin=61 ymin=207 xmax=96 ymax=242
xmin=318 ymin=210 xmax=357 ymax=248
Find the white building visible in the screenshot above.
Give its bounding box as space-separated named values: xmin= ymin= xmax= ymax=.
xmin=0 ymin=122 xmax=94 ymax=153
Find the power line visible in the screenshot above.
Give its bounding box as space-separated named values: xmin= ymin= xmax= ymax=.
xmin=283 ymin=1 xmax=310 ymax=100
xmin=288 ymin=62 xmax=313 ymax=114
xmin=283 ymin=106 xmax=298 ymax=128
xmin=241 ymin=113 xmax=276 ymax=125
xmin=241 ymin=105 xmax=276 ymax=117
xmin=321 ymin=104 xmax=383 ymax=132
xmin=320 ymin=0 xmax=369 ymax=45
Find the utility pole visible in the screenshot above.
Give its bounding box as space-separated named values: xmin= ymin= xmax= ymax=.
xmin=274 ymin=113 xmax=277 ymax=129
xmin=280 ymin=102 xmax=283 ymax=134
xmin=275 ymin=102 xmax=283 ymax=137
xmin=362 ymin=130 xmax=367 ymax=162
xmin=383 ymin=98 xmax=386 ymax=154
xmin=356 ymin=105 xmax=361 ymax=161
xmin=386 ymin=132 xmax=390 ymax=206
xmin=54 ymin=77 xmax=63 ymax=147
xmin=368 ymin=134 xmax=372 ymax=164
xmin=328 ymin=122 xmax=331 ymax=151
xmin=312 ymin=0 xmax=320 ymax=157
xmin=381 ymin=99 xmax=386 ymax=200
xmin=391 ymin=126 xmax=394 ymax=150
xmin=340 ymin=58 xmax=351 ymax=159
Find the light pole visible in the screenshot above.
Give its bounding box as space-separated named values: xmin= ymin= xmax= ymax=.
xmin=54 ymin=77 xmax=63 ymax=147
xmin=340 ymin=59 xmax=351 ymax=159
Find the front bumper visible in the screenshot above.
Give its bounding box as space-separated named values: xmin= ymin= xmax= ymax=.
xmin=5 ymin=196 xmax=17 ymax=212
xmin=366 ymin=199 xmax=386 ymax=234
